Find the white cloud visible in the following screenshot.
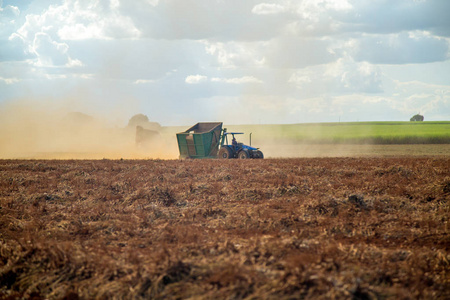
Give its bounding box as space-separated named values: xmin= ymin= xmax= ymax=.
xmin=45 ymin=74 xmax=67 ymax=80
xmin=16 ymin=0 xmax=140 ymax=41
xmin=265 ymin=36 xmax=335 ymax=68
xmin=122 ymin=0 xmax=284 ymax=41
xmin=289 ymin=58 xmax=383 ymax=94
xmin=185 ymin=75 xmax=207 ymax=84
xmin=288 ymin=74 xmax=311 ymax=84
xmin=0 ymin=4 xmax=19 ymax=17
xmin=57 ymin=11 xmax=140 ymax=40
xmin=323 ymin=0 xmax=352 ymax=11
xmin=343 ymin=0 xmax=450 ymax=37
xmin=252 ymin=3 xmax=286 ymax=15
xmin=354 ymin=31 xmax=449 ymax=64
xmin=134 ymin=79 xmax=156 ymax=84
xmin=58 ymin=23 xmax=105 ymax=41
xmin=340 ymin=61 xmax=382 ymax=93
xmin=0 ymin=3 xmax=21 ymax=45
xmin=146 ymin=0 xmax=160 ymax=7
xmin=204 ymin=41 xmax=267 ymax=69
xmin=2 ymin=0 xmax=142 ymax=67
xmin=31 ymin=32 xmax=83 ymax=67
xmin=211 ymin=76 xmax=262 ymax=84
xmin=289 ymin=0 xmax=352 ymax=36
xmin=389 ymin=80 xmax=450 ymax=117
xmin=32 ymin=32 xmax=70 ymax=66
xmin=76 ymin=73 xmax=94 ymax=80
xmin=0 ymin=76 xmax=20 ymax=84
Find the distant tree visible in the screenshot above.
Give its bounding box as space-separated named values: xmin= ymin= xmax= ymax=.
xmin=410 ymin=114 xmax=424 ymax=122
xmin=128 ymin=114 xmax=149 ymax=127
xmin=128 ymin=114 xmax=161 ymax=131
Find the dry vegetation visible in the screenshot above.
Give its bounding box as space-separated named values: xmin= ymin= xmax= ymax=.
xmin=0 ymin=158 xmax=449 ymax=299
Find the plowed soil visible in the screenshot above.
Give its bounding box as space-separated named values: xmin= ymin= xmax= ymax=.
xmin=0 ymin=158 xmax=449 ymax=299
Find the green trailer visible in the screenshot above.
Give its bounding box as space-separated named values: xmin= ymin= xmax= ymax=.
xmin=176 ymin=122 xmax=223 ymax=159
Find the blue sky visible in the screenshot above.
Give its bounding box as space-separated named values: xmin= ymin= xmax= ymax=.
xmin=1 ymin=0 xmax=449 ymax=126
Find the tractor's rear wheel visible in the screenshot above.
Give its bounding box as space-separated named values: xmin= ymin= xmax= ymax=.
xmin=218 ymin=147 xmax=232 ymax=159
xmin=238 ymin=150 xmax=249 ymax=159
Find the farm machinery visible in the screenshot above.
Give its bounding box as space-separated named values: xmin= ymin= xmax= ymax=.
xmin=176 ymin=122 xmax=263 ymax=159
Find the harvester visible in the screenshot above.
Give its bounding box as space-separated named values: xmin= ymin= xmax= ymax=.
xmin=176 ymin=122 xmax=263 ymax=159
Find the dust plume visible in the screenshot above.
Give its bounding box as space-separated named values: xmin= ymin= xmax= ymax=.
xmin=0 ymin=101 xmax=179 ymax=159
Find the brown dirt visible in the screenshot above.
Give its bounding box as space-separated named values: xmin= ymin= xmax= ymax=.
xmin=0 ymin=157 xmax=449 ymax=299
xmin=262 ymin=144 xmax=450 ymax=158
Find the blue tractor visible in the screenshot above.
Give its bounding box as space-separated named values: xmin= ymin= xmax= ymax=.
xmin=217 ymin=129 xmax=264 ymax=159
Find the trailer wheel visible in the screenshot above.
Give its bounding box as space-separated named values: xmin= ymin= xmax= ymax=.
xmin=218 ymin=147 xmax=232 ymax=159
xmin=255 ymin=150 xmax=264 ymax=159
xmin=238 ymin=150 xmax=249 ymax=159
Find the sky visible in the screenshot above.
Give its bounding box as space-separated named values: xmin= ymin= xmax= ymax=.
xmin=1 ymin=0 xmax=449 ymax=126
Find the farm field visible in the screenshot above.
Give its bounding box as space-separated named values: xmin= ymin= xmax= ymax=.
xmin=225 ymin=121 xmax=450 ymax=145
xmin=0 ymin=158 xmax=449 ymax=299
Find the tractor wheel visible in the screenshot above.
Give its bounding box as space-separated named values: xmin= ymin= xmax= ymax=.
xmin=255 ymin=150 xmax=264 ymax=159
xmin=218 ymin=147 xmax=232 ymax=159
xmin=238 ymin=150 xmax=249 ymax=159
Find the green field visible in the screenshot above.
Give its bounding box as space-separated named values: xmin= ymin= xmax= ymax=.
xmin=215 ymin=121 xmax=450 ymax=145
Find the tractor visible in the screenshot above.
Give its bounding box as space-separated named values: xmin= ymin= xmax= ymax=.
xmin=218 ymin=130 xmax=263 ymax=159
xmin=176 ymin=122 xmax=263 ymax=159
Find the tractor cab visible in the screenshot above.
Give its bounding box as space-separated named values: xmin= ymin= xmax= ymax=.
xmin=224 ymin=132 xmax=243 ymax=148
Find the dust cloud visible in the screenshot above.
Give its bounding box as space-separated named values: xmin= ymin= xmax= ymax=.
xmin=0 ymin=101 xmax=179 ymax=159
